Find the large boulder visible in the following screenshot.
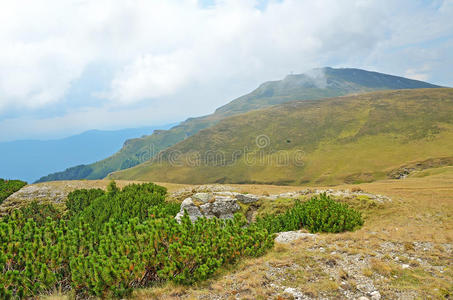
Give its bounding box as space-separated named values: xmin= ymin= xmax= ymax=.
xmin=175 ymin=197 xmax=203 ymax=222
xmin=175 ymin=193 xmax=240 ymax=222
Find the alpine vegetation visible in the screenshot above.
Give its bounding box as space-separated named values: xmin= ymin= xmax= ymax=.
xmin=0 ymin=182 xmax=362 ymax=298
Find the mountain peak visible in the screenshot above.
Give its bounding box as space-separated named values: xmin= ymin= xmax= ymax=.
xmin=214 ymin=67 xmax=441 ymax=116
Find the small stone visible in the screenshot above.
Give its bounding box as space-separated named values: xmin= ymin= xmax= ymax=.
xmin=401 ymin=264 xmax=410 ymax=269
xmin=326 ymin=258 xmax=337 ymax=267
xmin=370 ymin=290 xmax=381 ymax=300
xmin=283 ymin=287 xmax=304 ymax=299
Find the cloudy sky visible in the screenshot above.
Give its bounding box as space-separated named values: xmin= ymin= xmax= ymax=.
xmin=0 ymin=0 xmax=452 ymax=141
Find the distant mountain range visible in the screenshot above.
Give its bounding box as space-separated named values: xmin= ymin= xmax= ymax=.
xmin=0 ymin=125 xmax=174 ymax=183
xmin=109 ymin=88 xmax=453 ymax=185
xmin=38 ymin=67 xmax=442 ymax=183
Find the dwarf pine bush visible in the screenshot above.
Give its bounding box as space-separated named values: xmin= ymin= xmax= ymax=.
xmin=256 ymin=193 xmax=364 ymax=234
xmin=0 ymin=182 xmax=272 ymax=299
xmin=0 ymin=186 xmax=362 ymax=299
xmin=0 ymin=179 xmax=27 ymax=205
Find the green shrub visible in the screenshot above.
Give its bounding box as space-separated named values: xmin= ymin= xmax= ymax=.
xmin=66 ymin=188 xmax=105 ymax=216
xmin=0 ymin=179 xmax=27 ymax=205
xmin=68 ymin=181 xmax=175 ymax=232
xmin=18 ymin=201 xmax=61 ymax=226
xmin=69 ymin=214 xmax=272 ymax=298
xmin=0 ymin=186 xmax=362 ymax=299
xmin=256 ymin=193 xmax=364 ymax=233
xmin=0 ymin=182 xmax=271 ymax=299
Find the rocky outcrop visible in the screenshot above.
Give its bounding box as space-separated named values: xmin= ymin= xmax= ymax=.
xmin=262 ymin=189 xmax=392 ymax=204
xmin=387 ymin=156 xmax=453 ymax=179
xmin=175 ymin=191 xmax=260 ymax=222
xmin=0 ymin=180 xmax=130 ymax=215
xmin=173 ymin=186 xmax=393 ymax=222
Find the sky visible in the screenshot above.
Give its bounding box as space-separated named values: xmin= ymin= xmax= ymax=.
xmin=0 ymin=0 xmax=452 ymax=142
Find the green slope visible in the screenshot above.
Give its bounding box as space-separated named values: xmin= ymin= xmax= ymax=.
xmin=109 ymin=88 xmax=453 ymax=185
xmin=37 ymin=68 xmax=441 ymax=182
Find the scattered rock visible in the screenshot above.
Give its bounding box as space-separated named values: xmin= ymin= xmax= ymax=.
xmin=370 ymin=290 xmax=381 ymax=300
xmin=283 ymin=287 xmax=305 ymax=299
xmin=274 ymin=231 xmax=315 ymax=244
xmin=326 ymin=258 xmax=337 ymax=267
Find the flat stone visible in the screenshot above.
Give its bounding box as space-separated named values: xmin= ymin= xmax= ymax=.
xmin=192 ymin=192 xmax=213 ymax=203
xmin=235 ymin=193 xmax=260 ymax=204
xmin=279 ymin=192 xmax=297 ymax=198
xmin=275 ymin=231 xmax=315 ymax=244
xmin=370 ymin=291 xmax=381 ymax=300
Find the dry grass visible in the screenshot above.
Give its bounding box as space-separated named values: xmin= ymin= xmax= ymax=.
xmin=135 ymin=167 xmax=453 ymax=299
xmin=370 ymin=258 xmax=393 ymax=276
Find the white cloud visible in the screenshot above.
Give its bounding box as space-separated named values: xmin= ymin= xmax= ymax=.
xmin=103 ymin=0 xmax=394 ymax=103
xmin=0 ymin=0 xmax=452 ymax=140
xmin=107 ymin=51 xmax=194 ymax=104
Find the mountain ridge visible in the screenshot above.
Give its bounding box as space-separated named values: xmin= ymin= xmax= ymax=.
xmin=38 ymin=67 xmax=443 ymax=183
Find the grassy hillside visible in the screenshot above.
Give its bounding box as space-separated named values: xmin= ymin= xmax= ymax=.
xmin=109 ymin=88 xmax=453 ymax=185
xmin=37 ymin=68 xmax=441 ymax=182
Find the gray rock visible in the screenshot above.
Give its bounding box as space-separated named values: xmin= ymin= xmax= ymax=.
xmin=283 ymin=287 xmax=305 ymax=299
xmin=370 ymin=291 xmax=381 ymax=300
xmin=192 ymin=192 xmax=213 ymax=203
xmin=235 ymin=193 xmax=260 ymax=204
xmin=176 ymin=197 xmax=204 ymax=222
xmin=279 ymin=192 xmax=297 ymax=198
xmin=213 ymin=191 xmax=238 ymax=197
xmin=275 ymin=231 xmax=316 ymax=244
xmin=211 ymin=196 xmax=240 ymax=216
xmin=175 ymin=195 xmax=240 ymax=222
